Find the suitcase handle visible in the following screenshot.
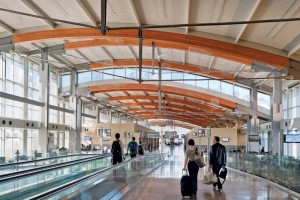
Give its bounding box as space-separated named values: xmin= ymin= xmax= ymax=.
xmin=182 ymin=169 xmax=188 ymax=175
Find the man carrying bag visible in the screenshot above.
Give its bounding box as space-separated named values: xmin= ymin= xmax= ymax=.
xmin=209 ymin=136 xmax=227 ymax=192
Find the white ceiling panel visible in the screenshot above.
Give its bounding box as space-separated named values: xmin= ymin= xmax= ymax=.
xmin=79 ymin=47 xmax=111 ymax=62
xmin=62 ymin=50 xmax=86 ymax=65
xmin=212 ymin=58 xmax=242 ymax=73
xmin=82 ymin=0 xmax=137 ymax=24
xmin=159 ymin=48 xmax=184 ymax=63
xmin=104 ymin=46 xmax=132 ymax=60
xmin=189 ymin=0 xmax=240 ymax=37
xmin=0 ymin=0 xmax=48 ymax=29
xmin=32 ymin=0 xmax=93 ymax=24
xmin=241 ymin=0 xmax=300 ymax=49
xmin=135 ymin=0 xmax=187 ymax=27
xmin=186 ymin=51 xmax=213 ymax=67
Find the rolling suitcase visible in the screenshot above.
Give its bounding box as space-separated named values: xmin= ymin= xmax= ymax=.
xmin=181 ymin=169 xmax=193 ymax=198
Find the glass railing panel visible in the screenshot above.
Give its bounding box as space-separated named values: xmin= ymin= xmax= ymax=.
xmin=0 ymin=154 xmax=98 ymax=175
xmin=0 ymin=156 xmax=112 ymax=199
xmin=227 ymin=153 xmax=300 ymax=193
xmin=44 ymin=153 xmax=166 ymax=200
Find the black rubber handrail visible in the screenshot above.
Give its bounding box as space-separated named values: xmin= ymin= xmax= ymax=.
xmin=28 ymin=153 xmax=166 ymax=200
xmin=0 ymin=153 xmax=99 ymax=168
xmin=0 ymin=155 xmax=111 ymax=183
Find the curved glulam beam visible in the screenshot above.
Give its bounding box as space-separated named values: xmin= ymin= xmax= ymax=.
xmin=109 ymin=95 xmax=224 ymax=112
xmin=138 ymin=115 xmax=207 ymax=127
xmin=150 ymin=121 xmax=194 ymax=129
xmin=89 ymin=83 xmax=236 ymax=109
xmin=130 ymin=109 xmax=215 ymax=122
xmin=122 ymin=103 xmax=218 ymax=120
xmin=12 ymin=28 xmax=288 ymax=68
xmin=90 ymin=59 xmax=234 ymax=81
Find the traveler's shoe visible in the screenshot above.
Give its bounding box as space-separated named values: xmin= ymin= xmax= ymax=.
xmin=213 ymin=186 xmax=216 ymax=190
xmin=217 ymin=189 xmax=223 ymax=192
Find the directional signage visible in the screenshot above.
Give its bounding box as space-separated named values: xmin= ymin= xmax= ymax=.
xmin=145 ymin=132 xmax=160 ymax=138
xmin=198 ymin=129 xmax=205 ymax=137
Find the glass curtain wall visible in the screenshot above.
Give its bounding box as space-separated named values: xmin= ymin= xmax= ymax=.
xmin=77 ymin=68 xmax=252 ymax=102
xmin=283 ymin=84 xmax=300 ymax=158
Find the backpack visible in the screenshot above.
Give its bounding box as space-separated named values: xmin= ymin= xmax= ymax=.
xmin=112 ymin=140 xmax=121 ymax=155
xmin=137 ymin=144 xmax=144 ymax=155
xmin=129 ymin=142 xmax=138 ymax=152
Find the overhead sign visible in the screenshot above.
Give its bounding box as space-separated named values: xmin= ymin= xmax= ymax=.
xmin=84 ymin=136 xmax=92 ymax=141
xmin=165 ymin=131 xmax=177 ymax=136
xmin=198 ymin=129 xmax=205 ymax=137
xmin=145 ymin=132 xmax=160 ymax=138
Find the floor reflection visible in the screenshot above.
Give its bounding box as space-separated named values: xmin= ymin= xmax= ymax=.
xmin=124 ymin=145 xmax=299 ymax=200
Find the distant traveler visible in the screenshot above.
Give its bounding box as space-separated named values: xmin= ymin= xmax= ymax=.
xmin=261 ymin=147 xmax=265 ymax=153
xmin=127 ymin=137 xmax=138 ymax=158
xmin=111 ymin=133 xmax=125 ymax=165
xmin=209 ymin=136 xmax=226 ymax=192
xmin=137 ymin=141 xmax=144 ymax=155
xmin=182 ymin=139 xmax=199 ymax=197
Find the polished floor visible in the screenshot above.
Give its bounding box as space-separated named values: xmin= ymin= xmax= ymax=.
xmin=123 ymin=145 xmax=299 ymax=200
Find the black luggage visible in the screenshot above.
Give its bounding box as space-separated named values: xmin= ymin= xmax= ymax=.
xmin=181 ymin=169 xmax=193 ymax=198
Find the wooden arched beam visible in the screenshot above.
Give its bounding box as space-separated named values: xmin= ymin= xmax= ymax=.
xmin=138 ymin=115 xmax=207 ymax=127
xmin=121 ymin=103 xmax=218 ymax=120
xmin=89 ymin=83 xmax=236 ymax=109
xmin=90 ymin=60 xmax=234 ymax=81
xmin=130 ymin=109 xmax=215 ymax=123
xmin=13 ymin=28 xmax=288 ymax=68
xmin=109 ymin=95 xmax=224 ymax=113
xmin=150 ymin=121 xmax=194 ymax=129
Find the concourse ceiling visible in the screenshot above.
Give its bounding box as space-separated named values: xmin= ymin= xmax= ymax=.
xmin=0 ymin=0 xmax=299 ymax=129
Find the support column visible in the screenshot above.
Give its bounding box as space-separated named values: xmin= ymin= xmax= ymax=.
xmin=107 ymin=109 xmax=112 ymax=123
xmin=39 ymin=53 xmax=49 ymax=157
xmin=271 ymin=72 xmax=283 ymax=155
xmin=69 ymin=69 xmax=82 ymax=152
xmin=246 ymin=88 xmax=259 ymax=153
xmin=23 ymin=57 xmax=29 ymax=156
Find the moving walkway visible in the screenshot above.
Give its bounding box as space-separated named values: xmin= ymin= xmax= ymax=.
xmin=0 ymin=154 xmax=99 ymax=175
xmin=0 ymin=155 xmax=112 ymax=200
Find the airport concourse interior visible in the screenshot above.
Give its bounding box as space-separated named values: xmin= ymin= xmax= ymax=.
xmin=0 ymin=0 xmax=300 ymax=199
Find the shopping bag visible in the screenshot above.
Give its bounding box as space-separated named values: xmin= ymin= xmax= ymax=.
xmin=203 ymin=171 xmax=218 ymax=184
xmin=195 ymin=155 xmax=205 ymax=168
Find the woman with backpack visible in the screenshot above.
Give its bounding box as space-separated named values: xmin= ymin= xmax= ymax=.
xmin=127 ymin=137 xmax=138 ymax=158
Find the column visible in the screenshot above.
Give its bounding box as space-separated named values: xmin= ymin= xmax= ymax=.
xmin=246 ymin=88 xmax=259 ymax=153
xmin=69 ymin=69 xmax=82 ymax=152
xmin=39 ymin=53 xmax=49 ymax=157
xmin=23 ymin=57 xmax=29 ymax=156
xmin=271 ymin=72 xmax=283 ymax=155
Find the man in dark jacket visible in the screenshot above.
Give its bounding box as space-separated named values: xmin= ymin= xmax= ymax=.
xmin=209 ymin=136 xmax=226 ymax=192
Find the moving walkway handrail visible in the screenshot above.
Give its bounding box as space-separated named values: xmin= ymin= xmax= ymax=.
xmin=0 ymin=153 xmax=99 ymax=168
xmin=0 ymin=154 xmax=111 ymax=183
xmin=28 ymin=153 xmax=166 ymax=200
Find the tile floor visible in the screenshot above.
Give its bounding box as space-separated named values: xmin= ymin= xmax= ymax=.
xmin=123 ymin=145 xmax=300 ymax=200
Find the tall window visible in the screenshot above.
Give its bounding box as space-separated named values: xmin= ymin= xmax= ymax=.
xmin=27 ymin=130 xmax=38 ymax=157
xmin=283 ymin=85 xmax=300 ymax=119
xmin=257 ymin=92 xmax=271 ymax=110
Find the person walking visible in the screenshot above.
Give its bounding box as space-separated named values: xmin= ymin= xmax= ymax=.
xmin=127 ymin=137 xmax=138 ymax=158
xmin=137 ymin=141 xmax=144 ymax=156
xmin=111 ymin=133 xmax=125 ymax=165
xmin=183 ymin=139 xmax=199 ymax=196
xmin=209 ymin=136 xmax=227 ymax=192
xmin=261 ymin=147 xmax=265 ymax=153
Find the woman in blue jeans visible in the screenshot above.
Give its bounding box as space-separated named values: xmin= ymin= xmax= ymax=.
xmin=183 ymin=139 xmax=199 ymax=196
